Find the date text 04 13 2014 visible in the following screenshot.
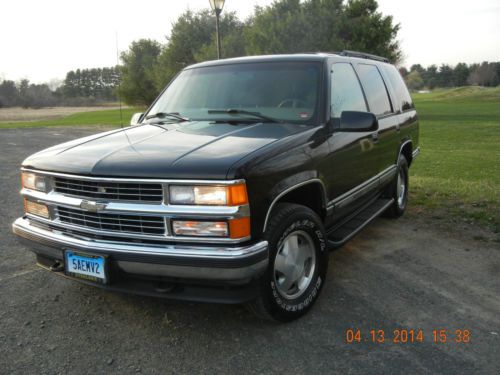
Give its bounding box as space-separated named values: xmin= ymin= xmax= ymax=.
xmin=345 ymin=329 xmax=471 ymax=344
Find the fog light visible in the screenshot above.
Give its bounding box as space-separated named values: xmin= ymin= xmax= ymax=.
xmin=172 ymin=220 xmax=228 ymax=237
xmin=24 ymin=199 xmax=49 ymax=218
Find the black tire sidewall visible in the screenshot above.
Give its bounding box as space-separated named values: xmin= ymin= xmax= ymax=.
xmin=261 ymin=205 xmax=328 ymax=321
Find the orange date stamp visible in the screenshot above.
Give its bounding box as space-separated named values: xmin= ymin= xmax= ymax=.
xmin=344 ymin=329 xmax=471 ymax=344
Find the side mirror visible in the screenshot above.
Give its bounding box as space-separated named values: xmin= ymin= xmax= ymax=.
xmin=130 ymin=112 xmax=144 ymax=126
xmin=338 ymin=111 xmax=378 ymax=132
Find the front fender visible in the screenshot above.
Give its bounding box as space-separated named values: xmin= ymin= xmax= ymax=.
xmin=262 ymin=173 xmax=327 ymax=232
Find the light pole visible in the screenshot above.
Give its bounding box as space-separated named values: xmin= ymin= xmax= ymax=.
xmin=209 ymin=0 xmax=225 ymax=59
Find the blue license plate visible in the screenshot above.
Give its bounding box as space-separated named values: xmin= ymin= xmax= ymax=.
xmin=65 ymin=251 xmax=107 ymax=284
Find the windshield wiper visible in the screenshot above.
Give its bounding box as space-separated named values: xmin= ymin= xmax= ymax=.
xmin=145 ymin=112 xmax=189 ymax=122
xmin=207 ymin=109 xmax=281 ymax=123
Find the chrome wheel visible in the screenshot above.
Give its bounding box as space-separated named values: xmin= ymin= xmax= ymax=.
xmin=273 ymin=230 xmax=316 ymax=299
xmin=397 ymin=168 xmax=406 ymax=208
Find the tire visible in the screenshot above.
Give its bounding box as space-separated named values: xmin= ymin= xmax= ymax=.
xmin=384 ymin=154 xmax=409 ymax=218
xmin=247 ymin=203 xmax=328 ymax=322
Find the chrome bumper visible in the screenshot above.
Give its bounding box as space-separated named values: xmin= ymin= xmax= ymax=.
xmin=12 ymin=217 xmax=268 ymax=283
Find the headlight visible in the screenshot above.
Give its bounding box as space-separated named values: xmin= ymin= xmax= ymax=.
xmin=22 ymin=172 xmax=47 ymax=192
xmin=169 ymin=184 xmax=248 ymax=206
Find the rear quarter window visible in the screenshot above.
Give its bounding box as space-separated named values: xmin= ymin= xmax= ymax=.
xmin=356 ymin=64 xmax=392 ymax=116
xmin=382 ymin=65 xmax=415 ymax=111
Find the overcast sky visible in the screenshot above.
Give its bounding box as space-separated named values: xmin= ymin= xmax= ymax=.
xmin=1 ymin=0 xmax=499 ymax=83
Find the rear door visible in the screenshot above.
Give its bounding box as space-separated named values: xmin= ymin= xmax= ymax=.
xmin=379 ymin=64 xmax=419 ymax=166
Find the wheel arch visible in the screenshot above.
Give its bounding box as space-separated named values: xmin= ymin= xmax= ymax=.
xmin=263 ymin=178 xmax=327 ymax=232
xmin=398 ymin=139 xmax=413 ymax=166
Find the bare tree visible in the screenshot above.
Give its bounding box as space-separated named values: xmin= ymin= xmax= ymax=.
xmin=48 ymin=78 xmax=63 ymax=91
xmin=468 ymin=62 xmax=497 ymax=86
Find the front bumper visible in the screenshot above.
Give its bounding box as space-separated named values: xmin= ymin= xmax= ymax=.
xmin=12 ymin=217 xmax=268 ymax=303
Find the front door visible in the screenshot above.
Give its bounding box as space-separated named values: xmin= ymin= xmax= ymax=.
xmin=324 ymin=62 xmax=380 ymax=225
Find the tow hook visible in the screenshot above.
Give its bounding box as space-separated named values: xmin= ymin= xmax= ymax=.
xmin=50 ymin=261 xmax=64 ymax=272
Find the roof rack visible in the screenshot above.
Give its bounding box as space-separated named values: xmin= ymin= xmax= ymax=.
xmin=338 ymin=50 xmax=390 ymax=63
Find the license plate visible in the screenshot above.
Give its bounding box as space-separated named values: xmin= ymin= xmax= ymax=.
xmin=65 ymin=251 xmax=107 ymax=284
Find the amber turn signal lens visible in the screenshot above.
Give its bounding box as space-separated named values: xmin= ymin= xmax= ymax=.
xmin=229 ymin=217 xmax=250 ymax=239
xmin=228 ymin=184 xmax=248 ymax=206
xmin=24 ymin=199 xmax=49 ymax=218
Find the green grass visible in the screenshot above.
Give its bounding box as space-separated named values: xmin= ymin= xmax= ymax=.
xmin=412 ymin=86 xmax=500 ymax=102
xmin=410 ymin=86 xmax=500 ymax=233
xmin=0 ymin=107 xmax=144 ymax=128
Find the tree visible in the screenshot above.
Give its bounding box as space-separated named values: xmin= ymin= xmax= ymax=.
xmin=25 ymin=83 xmax=56 ymax=108
xmin=0 ymin=80 xmax=19 ymax=107
xmin=243 ymin=0 xmax=401 ymax=62
xmin=410 ymin=64 xmax=424 ymax=74
xmin=453 ymin=63 xmax=469 ymax=87
xmin=154 ymin=10 xmax=244 ymax=91
xmin=47 ymin=78 xmax=63 ymax=92
xmin=154 ymin=11 xmax=211 ymax=90
xmin=244 ymin=0 xmax=313 ymax=54
xmin=61 ymin=67 xmax=120 ymax=102
xmin=405 ymin=70 xmax=423 ymax=91
xmin=493 ymin=62 xmax=500 ymax=86
xmin=120 ymin=39 xmax=162 ymax=105
xmin=17 ymin=79 xmax=31 ymax=108
xmin=11 ymin=79 xmax=56 ymax=108
xmin=468 ymin=62 xmax=497 ymax=86
xmin=437 ymin=64 xmax=454 ymax=87
xmin=422 ymin=65 xmax=438 ymax=89
xmin=339 ymin=0 xmax=401 ymax=62
xmin=194 ymin=13 xmax=246 ymax=62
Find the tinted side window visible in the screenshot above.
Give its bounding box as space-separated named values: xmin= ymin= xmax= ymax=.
xmin=382 ymin=65 xmax=414 ymax=111
xmin=330 ymin=63 xmax=367 ymax=118
xmin=356 ymin=64 xmax=392 ymax=116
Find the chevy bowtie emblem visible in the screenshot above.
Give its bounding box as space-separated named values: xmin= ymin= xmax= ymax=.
xmin=80 ymin=200 xmax=107 ymax=212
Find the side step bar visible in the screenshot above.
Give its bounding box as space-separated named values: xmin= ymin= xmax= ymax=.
xmin=327 ymin=198 xmax=394 ymax=249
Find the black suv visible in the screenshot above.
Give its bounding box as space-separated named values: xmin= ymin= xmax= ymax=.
xmin=13 ymin=51 xmax=419 ymax=322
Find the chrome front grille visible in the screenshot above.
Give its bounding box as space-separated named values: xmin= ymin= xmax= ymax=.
xmin=56 ymin=206 xmax=166 ymax=236
xmin=53 ymin=177 xmax=163 ymax=202
xmin=21 ymin=169 xmax=249 ymax=244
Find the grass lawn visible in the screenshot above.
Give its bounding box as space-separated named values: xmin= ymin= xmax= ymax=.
xmin=0 ymin=107 xmax=144 ymax=128
xmin=411 ymin=87 xmax=500 ymax=234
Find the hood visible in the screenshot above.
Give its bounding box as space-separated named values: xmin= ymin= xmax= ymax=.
xmin=23 ymin=121 xmax=307 ymax=179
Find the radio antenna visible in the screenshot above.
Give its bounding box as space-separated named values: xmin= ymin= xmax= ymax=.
xmin=116 ymin=31 xmax=124 ymax=128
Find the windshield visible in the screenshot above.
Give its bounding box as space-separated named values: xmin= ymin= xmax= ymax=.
xmin=147 ymin=61 xmax=322 ymax=124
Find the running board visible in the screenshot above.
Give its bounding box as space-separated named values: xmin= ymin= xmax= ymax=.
xmin=327 ymin=198 xmax=394 ymax=249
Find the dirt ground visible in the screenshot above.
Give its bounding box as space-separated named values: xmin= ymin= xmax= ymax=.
xmin=0 ymin=106 xmax=122 ymax=123
xmin=0 ymin=126 xmax=499 ymax=374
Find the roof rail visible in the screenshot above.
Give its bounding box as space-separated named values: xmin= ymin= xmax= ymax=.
xmin=338 ymin=50 xmax=390 ymax=63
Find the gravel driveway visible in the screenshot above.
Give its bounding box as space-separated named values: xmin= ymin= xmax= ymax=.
xmin=1 ymin=127 xmax=499 ymax=374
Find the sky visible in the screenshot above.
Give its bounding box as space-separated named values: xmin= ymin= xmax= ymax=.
xmin=1 ymin=0 xmax=499 ymax=83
